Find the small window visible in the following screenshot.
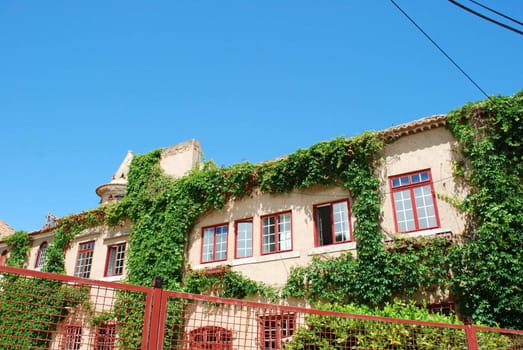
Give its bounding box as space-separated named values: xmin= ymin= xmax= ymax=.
xmin=62 ymin=325 xmax=82 ymax=350
xmin=201 ymin=224 xmax=228 ymax=263
xmin=261 ymin=212 xmax=292 ymax=254
xmin=390 ymin=169 xmax=440 ymax=233
xmin=189 ymin=326 xmax=233 ymax=350
xmin=0 ymin=250 xmax=7 ymax=267
xmin=235 ymin=219 xmax=253 ymax=259
xmin=314 ymin=200 xmax=351 ymax=246
xmin=259 ymin=313 xmax=295 ymax=349
xmin=35 ymin=242 xmax=48 ymax=268
xmin=428 ymin=301 xmax=455 ymax=316
xmin=105 ymin=243 xmax=126 ymax=277
xmin=95 ymin=324 xmax=116 ymax=350
xmin=74 ymin=241 xmax=95 ymax=278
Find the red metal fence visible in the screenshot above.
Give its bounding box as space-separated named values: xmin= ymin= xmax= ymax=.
xmin=1 ymin=265 xmax=522 ymax=349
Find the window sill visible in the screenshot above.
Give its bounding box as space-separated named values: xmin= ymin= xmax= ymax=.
xmin=193 ymin=251 xmax=300 ymax=270
xmin=307 ymin=241 xmax=357 ymax=256
xmin=100 ymin=275 xmax=125 ymax=282
xmin=386 ymin=227 xmax=453 ymax=243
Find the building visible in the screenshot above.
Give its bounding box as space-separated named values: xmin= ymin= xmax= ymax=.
xmin=0 ymin=115 xmax=464 ymax=296
xmin=0 ymin=219 xmax=15 ymax=266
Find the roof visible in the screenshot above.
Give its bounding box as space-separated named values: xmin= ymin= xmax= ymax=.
xmin=380 ymin=114 xmax=447 ymax=141
xmin=0 ymin=220 xmax=15 ymax=239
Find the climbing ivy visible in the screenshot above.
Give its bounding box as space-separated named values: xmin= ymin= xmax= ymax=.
xmin=118 ymin=133 xmax=386 ymax=298
xmin=184 ymin=269 xmax=277 ymax=300
xmin=447 ymin=90 xmax=523 ymax=328
xmin=3 ymin=90 xmax=521 ymax=333
xmin=4 ymin=230 xmax=30 ymax=268
xmin=282 ymin=237 xmax=455 ymax=306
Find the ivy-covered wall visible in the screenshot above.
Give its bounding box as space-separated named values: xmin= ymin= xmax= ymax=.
xmin=2 ymin=90 xmax=522 ymax=330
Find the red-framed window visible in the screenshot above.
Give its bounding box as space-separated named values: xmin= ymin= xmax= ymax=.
xmin=0 ymin=250 xmax=7 ymax=267
xmin=428 ymin=301 xmax=455 ymax=316
xmin=189 ymin=326 xmax=233 ymax=350
xmin=74 ymin=241 xmax=95 ymax=278
xmin=62 ymin=325 xmax=82 ymax=350
xmin=35 ymin=241 xmax=48 ymax=268
xmin=95 ymin=323 xmax=116 ymax=350
xmin=259 ymin=313 xmax=295 ymax=349
xmin=261 ymin=212 xmax=292 ymax=254
xmin=201 ymin=224 xmax=228 ymax=263
xmin=390 ymin=169 xmax=440 ymax=233
xmin=105 ymin=243 xmax=126 ymax=277
xmin=313 ymin=200 xmax=352 ymax=246
xmin=235 ymin=219 xmax=253 ymax=259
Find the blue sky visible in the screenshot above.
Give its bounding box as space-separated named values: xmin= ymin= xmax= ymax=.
xmin=1 ymin=1 xmax=522 ymax=232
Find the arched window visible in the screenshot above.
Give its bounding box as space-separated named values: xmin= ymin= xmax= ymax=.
xmin=0 ymin=250 xmax=7 ymax=267
xmin=35 ymin=242 xmax=48 ymax=268
xmin=189 ymin=326 xmax=232 ymax=350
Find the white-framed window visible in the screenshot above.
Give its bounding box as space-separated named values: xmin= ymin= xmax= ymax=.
xmin=201 ymin=224 xmax=228 ymax=263
xmin=314 ymin=200 xmax=351 ymax=246
xmin=390 ymin=169 xmax=440 ymax=232
xmin=105 ymin=243 xmax=126 ymax=277
xmin=74 ymin=241 xmax=95 ymax=278
xmin=262 ymin=212 xmax=292 ymax=254
xmin=235 ymin=219 xmax=253 ymax=259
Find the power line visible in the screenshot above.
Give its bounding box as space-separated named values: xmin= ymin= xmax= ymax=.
xmin=449 ymin=0 xmax=523 ymax=36
xmin=388 ymin=0 xmax=490 ymax=99
xmin=467 ymin=0 xmax=523 ymax=27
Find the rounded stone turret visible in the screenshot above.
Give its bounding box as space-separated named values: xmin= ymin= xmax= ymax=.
xmin=96 ymin=150 xmax=133 ymax=204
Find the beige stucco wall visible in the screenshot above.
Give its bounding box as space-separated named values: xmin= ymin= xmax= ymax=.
xmin=62 ymin=225 xmax=130 ymax=280
xmin=187 ymin=185 xmax=356 ymax=287
xmin=160 ymin=139 xmax=201 ymax=179
xmin=380 ymin=127 xmax=466 ymax=238
xmin=187 ymin=125 xmax=467 ymax=288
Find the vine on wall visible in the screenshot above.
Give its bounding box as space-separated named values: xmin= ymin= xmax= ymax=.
xmin=447 ymin=90 xmax=523 ymax=328
xmin=3 ymin=90 xmax=521 ymax=332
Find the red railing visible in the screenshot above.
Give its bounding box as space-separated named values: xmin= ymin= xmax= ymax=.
xmin=1 ymin=265 xmax=522 ymax=349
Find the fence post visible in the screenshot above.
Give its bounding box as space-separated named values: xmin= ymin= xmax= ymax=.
xmin=147 ymin=276 xmax=164 ymax=350
xmin=464 ymin=317 xmax=479 ymax=350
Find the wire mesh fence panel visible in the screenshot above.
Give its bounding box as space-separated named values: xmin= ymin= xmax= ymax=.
xmin=0 ymin=266 xmax=150 ymax=350
xmin=476 ymin=327 xmax=523 ymax=350
xmin=159 ymin=291 xmax=472 ymax=350
xmin=2 ymin=265 xmax=523 ymax=350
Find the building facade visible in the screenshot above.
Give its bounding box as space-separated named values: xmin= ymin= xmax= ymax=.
xmin=1 ymin=115 xmax=464 ymax=293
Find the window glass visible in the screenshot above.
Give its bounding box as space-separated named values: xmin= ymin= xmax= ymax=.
xmin=106 ymin=243 xmax=126 ymax=277
xmin=390 ymin=170 xmax=439 ymax=232
xmin=315 ymin=201 xmax=351 ymax=246
xmin=236 ymin=221 xmax=253 ymax=258
xmin=75 ymin=241 xmax=95 ymax=278
xmin=201 ymin=225 xmax=228 ymax=263
xmin=262 ymin=213 xmax=292 ymax=254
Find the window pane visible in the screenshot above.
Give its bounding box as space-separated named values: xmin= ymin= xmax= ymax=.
xmin=202 ymin=228 xmax=215 ymax=262
xmin=278 ymin=214 xmax=291 ymax=251
xmin=414 ymin=185 xmax=437 ymax=229
xmin=393 ymin=190 xmax=415 ymax=232
xmin=215 ymin=225 xmax=228 ymax=260
xmin=263 ymin=217 xmax=276 ymax=253
xmin=332 ymin=202 xmax=349 ymax=242
xmin=107 ymin=247 xmax=116 ymax=277
xmin=236 ymin=221 xmax=252 ymax=258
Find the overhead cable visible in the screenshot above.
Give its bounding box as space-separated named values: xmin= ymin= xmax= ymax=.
xmin=449 ymin=0 xmax=523 ymax=36
xmin=389 ymin=0 xmax=490 ymax=99
xmin=467 ymin=0 xmax=523 ymax=27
